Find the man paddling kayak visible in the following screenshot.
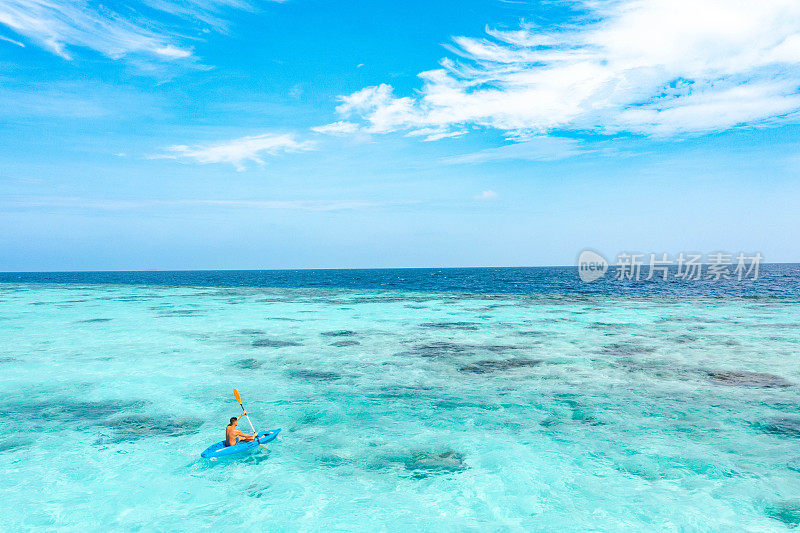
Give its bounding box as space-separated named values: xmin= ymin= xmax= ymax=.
xmin=226 ymin=410 xmax=257 ymax=447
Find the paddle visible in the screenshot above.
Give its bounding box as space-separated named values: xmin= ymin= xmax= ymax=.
xmin=233 ymin=388 xmax=267 ymax=450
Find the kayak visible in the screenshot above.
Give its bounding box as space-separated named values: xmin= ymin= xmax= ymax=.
xmin=200 ymin=428 xmax=281 ymax=459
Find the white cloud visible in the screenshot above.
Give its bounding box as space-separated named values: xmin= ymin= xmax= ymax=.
xmin=153 ymin=45 xmax=193 ymax=60
xmin=154 ymin=133 xmax=314 ymax=170
xmin=406 ymin=127 xmax=467 ymax=141
xmin=445 ymin=136 xmax=585 ymax=164
xmin=475 ymin=190 xmax=498 ymax=200
xmin=0 ymin=0 xmax=265 ymax=62
xmin=614 ymin=80 xmax=800 ymax=136
xmin=336 ymin=84 xmax=422 ymax=134
xmin=0 ymin=33 xmax=24 ymax=47
xmin=311 ymin=121 xmax=360 ymax=136
xmin=335 ymin=0 xmax=800 ymax=139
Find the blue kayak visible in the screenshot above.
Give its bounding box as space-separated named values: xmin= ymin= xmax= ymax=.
xmin=200 ymin=428 xmax=281 ymax=459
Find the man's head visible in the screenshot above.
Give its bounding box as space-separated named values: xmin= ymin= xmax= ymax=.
xmin=229 ymin=416 xmax=237 ymax=426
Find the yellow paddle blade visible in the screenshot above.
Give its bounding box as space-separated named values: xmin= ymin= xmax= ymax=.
xmin=233 ymin=388 xmax=242 ymax=405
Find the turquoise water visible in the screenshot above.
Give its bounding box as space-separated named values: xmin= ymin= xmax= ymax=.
xmin=3 ymin=283 xmax=800 ymax=530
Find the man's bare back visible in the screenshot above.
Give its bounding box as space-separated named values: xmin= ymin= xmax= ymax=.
xmin=226 ymin=411 xmax=256 ymax=446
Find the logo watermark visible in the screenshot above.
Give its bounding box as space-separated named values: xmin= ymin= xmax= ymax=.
xmin=576 ymin=250 xmax=763 ymax=282
xmin=577 ymin=249 xmax=609 ymax=283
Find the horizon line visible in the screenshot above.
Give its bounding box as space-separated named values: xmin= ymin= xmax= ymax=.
xmin=1 ymin=262 xmax=797 ymax=274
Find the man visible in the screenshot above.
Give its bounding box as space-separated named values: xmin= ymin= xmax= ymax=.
xmin=226 ymin=410 xmax=257 ymax=447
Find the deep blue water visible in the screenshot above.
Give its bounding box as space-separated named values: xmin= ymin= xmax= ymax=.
xmin=1 ymin=264 xmax=798 ymax=297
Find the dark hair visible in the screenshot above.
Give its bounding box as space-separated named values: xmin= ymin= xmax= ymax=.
xmin=229 ymin=417 xmax=237 ymax=425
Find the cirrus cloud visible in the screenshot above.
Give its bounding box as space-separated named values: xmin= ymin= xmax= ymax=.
xmin=334 ymin=0 xmax=800 ymax=140
xmin=444 ymin=136 xmax=586 ymax=164
xmin=310 ymin=120 xmax=360 ymax=136
xmin=0 ymin=0 xmax=267 ymax=62
xmin=153 ymin=133 xmax=314 ymax=171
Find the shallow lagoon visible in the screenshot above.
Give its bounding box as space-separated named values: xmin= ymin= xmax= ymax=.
xmin=2 ymin=283 xmax=800 ymax=530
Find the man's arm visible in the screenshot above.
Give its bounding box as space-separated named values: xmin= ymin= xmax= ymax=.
xmin=237 ymin=411 xmax=254 ymax=436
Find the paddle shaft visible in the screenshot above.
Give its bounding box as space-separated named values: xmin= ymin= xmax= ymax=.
xmin=237 ymin=401 xmax=257 ymax=436
xmin=236 ymin=396 xmax=267 ymax=449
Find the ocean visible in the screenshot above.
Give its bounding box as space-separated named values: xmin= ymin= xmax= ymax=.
xmin=2 ymin=265 xmax=799 ymax=530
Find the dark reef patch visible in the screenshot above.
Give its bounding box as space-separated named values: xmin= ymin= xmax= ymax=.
xmin=707 ymin=370 xmax=792 ymax=388
xmin=320 ymin=330 xmax=357 ymax=337
xmin=108 ymin=295 xmax=159 ymax=302
xmin=459 ymin=358 xmax=542 ymax=374
xmin=540 ymin=413 xmax=604 ymax=428
xmin=400 ymin=341 xmax=469 ymax=358
xmin=103 ymin=415 xmax=203 ymax=439
xmin=234 ymin=358 xmax=263 ymax=369
xmin=655 ymin=316 xmax=728 ymax=325
xmin=754 ymin=417 xmax=800 ymax=438
xmin=156 ymin=309 xmax=203 ymax=317
xmin=598 ymin=343 xmax=656 ymax=356
xmin=239 ymin=329 xmax=267 ymax=335
xmin=379 ymin=384 xmax=435 ymax=398
xmin=330 ymin=340 xmax=360 ymax=347
xmin=315 ymin=454 xmax=348 ymax=468
xmin=713 ymin=338 xmax=741 ymax=347
xmin=764 ymin=500 xmax=800 ymax=528
xmin=588 ymin=322 xmax=629 ymax=331
xmin=400 ymin=341 xmax=526 ymax=359
xmin=10 ymin=399 xmax=148 ymax=423
xmin=252 ymin=339 xmax=301 ymax=348
xmin=419 ymin=322 xmax=479 ymax=330
xmin=612 ymin=358 xmax=690 ymax=380
xmin=0 ymin=438 xmax=31 ymax=453
xmin=289 ymin=370 xmax=342 ymax=381
xmin=404 ymin=450 xmax=466 ymax=475
xmin=539 ymin=416 xmax=560 ymax=427
xmin=479 ymin=344 xmax=525 ymax=353
xmin=516 ymin=330 xmax=549 ymax=337
xmin=614 ymin=358 xmax=666 ymax=372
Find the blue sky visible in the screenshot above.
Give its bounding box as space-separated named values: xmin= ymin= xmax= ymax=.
xmin=1 ymin=0 xmax=799 ymax=270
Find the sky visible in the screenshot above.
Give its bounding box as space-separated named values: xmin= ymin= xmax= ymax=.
xmin=1 ymin=0 xmax=799 ymax=270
